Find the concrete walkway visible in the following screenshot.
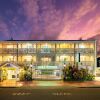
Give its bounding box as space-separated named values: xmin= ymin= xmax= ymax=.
xmin=0 ymin=79 xmax=100 ymax=88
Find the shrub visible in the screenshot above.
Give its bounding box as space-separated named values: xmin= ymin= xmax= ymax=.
xmin=73 ymin=71 xmax=79 ymax=80
xmin=78 ymin=70 xmax=83 ymax=80
xmin=19 ymin=71 xmax=25 ymax=81
xmin=86 ymin=74 xmax=95 ymax=81
xmin=24 ymin=71 xmax=32 ymax=81
xmin=63 ymin=64 xmax=94 ymax=81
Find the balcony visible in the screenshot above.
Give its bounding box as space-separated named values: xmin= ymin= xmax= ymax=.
xmin=79 ymin=61 xmax=94 ymax=66
xmin=18 ymin=48 xmax=36 ymax=54
xmin=75 ymin=48 xmax=94 ymax=53
xmin=0 ymin=48 xmax=17 ymax=54
xmin=18 ymin=61 xmax=74 ymax=67
xmin=0 ymin=48 xmax=36 ymax=54
xmin=56 ymin=48 xmax=74 ymax=53
xmin=37 ymin=48 xmax=55 ymax=54
xmin=37 ymin=61 xmax=74 ymax=66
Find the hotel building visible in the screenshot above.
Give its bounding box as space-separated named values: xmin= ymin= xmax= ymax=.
xmin=0 ymin=40 xmax=97 ymax=80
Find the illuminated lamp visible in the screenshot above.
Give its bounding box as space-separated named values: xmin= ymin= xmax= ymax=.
xmin=80 ymin=44 xmax=85 ymax=48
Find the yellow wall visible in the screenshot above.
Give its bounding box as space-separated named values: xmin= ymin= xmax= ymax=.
xmin=0 ymin=56 xmax=2 ymax=62
xmin=80 ymin=55 xmax=94 ymax=61
xmin=37 ymin=43 xmax=55 ymax=48
xmin=2 ymin=44 xmax=17 ymax=48
xmin=56 ymin=55 xmax=74 ymax=62
xmin=0 ymin=44 xmax=2 ymax=48
xmin=18 ymin=55 xmax=36 ymax=62
xmin=18 ymin=43 xmax=36 ymax=48
xmin=79 ymin=43 xmax=94 ymax=49
xmin=57 ymin=43 xmax=74 ymax=48
xmin=3 ymin=56 xmax=17 ymax=61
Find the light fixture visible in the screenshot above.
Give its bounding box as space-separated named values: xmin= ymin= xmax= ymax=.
xmin=80 ymin=44 xmax=85 ymax=48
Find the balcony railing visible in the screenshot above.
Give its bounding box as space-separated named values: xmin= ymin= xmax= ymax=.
xmin=56 ymin=48 xmax=74 ymax=53
xmin=17 ymin=61 xmax=74 ymax=66
xmin=37 ymin=48 xmax=55 ymax=53
xmin=18 ymin=48 xmax=36 ymax=54
xmin=0 ymin=61 xmax=94 ymax=69
xmin=0 ymin=48 xmax=95 ymax=54
xmin=36 ymin=61 xmax=76 ymax=67
xmin=0 ymin=48 xmax=37 ymax=54
xmin=0 ymin=48 xmax=17 ymax=54
xmin=79 ymin=61 xmax=94 ymax=66
xmin=75 ymin=48 xmax=94 ymax=53
xmin=37 ymin=48 xmax=74 ymax=54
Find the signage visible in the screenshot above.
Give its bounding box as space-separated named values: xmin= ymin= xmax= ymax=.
xmin=36 ymin=66 xmax=58 ymax=69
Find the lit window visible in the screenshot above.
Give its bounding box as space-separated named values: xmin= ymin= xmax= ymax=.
xmin=79 ymin=44 xmax=85 ymax=48
xmin=7 ymin=45 xmax=13 ymax=48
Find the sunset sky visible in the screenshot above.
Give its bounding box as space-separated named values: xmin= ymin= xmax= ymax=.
xmin=0 ymin=0 xmax=100 ymax=40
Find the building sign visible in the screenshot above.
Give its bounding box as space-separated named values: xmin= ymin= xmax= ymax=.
xmin=36 ymin=66 xmax=58 ymax=70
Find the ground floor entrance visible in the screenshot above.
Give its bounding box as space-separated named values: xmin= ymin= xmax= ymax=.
xmin=33 ymin=68 xmax=62 ymax=80
xmin=33 ymin=55 xmax=62 ymax=80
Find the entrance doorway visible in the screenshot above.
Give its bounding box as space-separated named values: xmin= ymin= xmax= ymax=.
xmin=33 ymin=55 xmax=62 ymax=80
xmin=41 ymin=56 xmax=51 ymax=66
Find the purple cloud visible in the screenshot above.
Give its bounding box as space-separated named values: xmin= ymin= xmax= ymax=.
xmin=0 ymin=18 xmax=10 ymax=40
xmin=0 ymin=0 xmax=99 ymax=40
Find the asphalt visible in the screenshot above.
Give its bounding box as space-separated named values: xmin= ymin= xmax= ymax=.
xmin=0 ymin=87 xmax=100 ymax=100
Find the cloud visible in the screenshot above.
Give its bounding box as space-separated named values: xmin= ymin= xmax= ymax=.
xmin=74 ymin=0 xmax=97 ymax=20
xmin=57 ymin=0 xmax=98 ymax=40
xmin=0 ymin=0 xmax=99 ymax=40
xmin=80 ymin=14 xmax=100 ymax=39
xmin=20 ymin=0 xmax=39 ymax=19
xmin=0 ymin=18 xmax=10 ymax=40
xmin=19 ymin=0 xmax=65 ymax=40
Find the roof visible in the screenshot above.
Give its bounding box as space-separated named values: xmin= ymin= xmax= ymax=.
xmin=0 ymin=39 xmax=96 ymax=43
xmin=0 ymin=62 xmax=20 ymax=68
xmin=6 ymin=39 xmax=96 ymax=41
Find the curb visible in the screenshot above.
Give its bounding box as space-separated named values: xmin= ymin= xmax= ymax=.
xmin=1 ymin=85 xmax=100 ymax=89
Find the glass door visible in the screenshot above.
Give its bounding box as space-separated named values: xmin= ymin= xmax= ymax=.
xmin=34 ymin=55 xmax=62 ymax=80
xmin=41 ymin=57 xmax=51 ymax=66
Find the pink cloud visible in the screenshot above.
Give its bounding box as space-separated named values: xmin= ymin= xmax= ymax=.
xmin=75 ymin=0 xmax=97 ymax=20
xmin=80 ymin=14 xmax=100 ymax=39
xmin=0 ymin=0 xmax=99 ymax=41
xmin=57 ymin=0 xmax=98 ymax=40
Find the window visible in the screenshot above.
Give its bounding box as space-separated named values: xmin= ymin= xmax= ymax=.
xmin=12 ymin=75 xmax=16 ymax=78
